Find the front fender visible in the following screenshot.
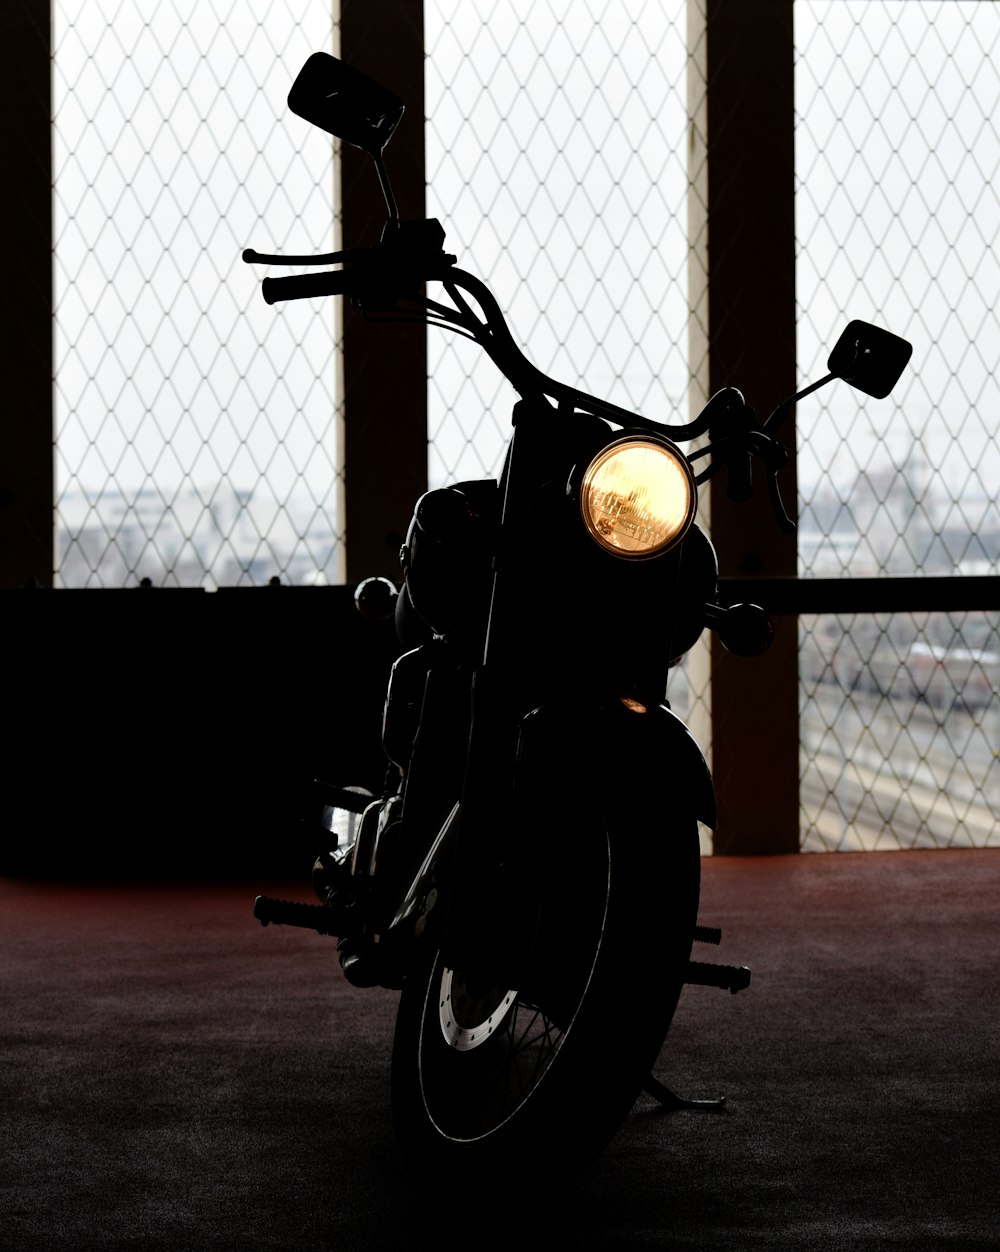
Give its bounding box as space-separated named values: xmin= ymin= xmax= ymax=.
xmin=517 ymin=699 xmax=716 ymax=830
xmin=385 ymin=696 xmax=714 ymax=953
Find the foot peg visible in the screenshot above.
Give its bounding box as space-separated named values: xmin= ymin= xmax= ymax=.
xmin=685 ymin=960 xmax=751 ymax=994
xmin=687 ymin=924 xmax=750 ymax=993
xmin=253 ymin=894 xmax=349 ymax=936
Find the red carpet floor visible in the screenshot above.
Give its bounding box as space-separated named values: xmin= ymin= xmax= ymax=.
xmin=2 ymin=849 xmax=998 ymax=1250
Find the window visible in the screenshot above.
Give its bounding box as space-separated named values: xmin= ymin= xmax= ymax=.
xmin=53 ymin=2 xmax=343 ymax=587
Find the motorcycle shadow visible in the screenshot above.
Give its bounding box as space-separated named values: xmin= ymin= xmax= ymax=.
xmin=367 ymin=1097 xmax=729 ymax=1250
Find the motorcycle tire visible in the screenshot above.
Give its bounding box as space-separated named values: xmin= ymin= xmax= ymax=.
xmin=390 ymin=778 xmax=701 ymax=1205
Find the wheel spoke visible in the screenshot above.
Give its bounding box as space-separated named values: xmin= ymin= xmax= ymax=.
xmin=511 ymin=1005 xmax=542 ymax=1053
xmin=495 ymin=1003 xmax=527 ymax=1111
xmin=528 ymin=1016 xmax=558 ymax=1087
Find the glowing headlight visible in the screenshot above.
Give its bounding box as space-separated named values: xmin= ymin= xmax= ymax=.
xmin=580 ymin=436 xmax=696 ymax=558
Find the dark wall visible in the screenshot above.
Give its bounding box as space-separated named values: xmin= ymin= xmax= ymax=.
xmin=3 ymin=588 xmax=400 ymax=880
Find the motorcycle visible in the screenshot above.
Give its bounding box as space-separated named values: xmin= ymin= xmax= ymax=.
xmin=245 ymin=52 xmax=912 ymax=1200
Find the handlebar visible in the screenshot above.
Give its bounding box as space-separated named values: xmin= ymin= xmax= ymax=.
xmin=261 ymin=269 xmax=355 ymax=305
xmin=244 ymin=240 xmax=795 ymax=528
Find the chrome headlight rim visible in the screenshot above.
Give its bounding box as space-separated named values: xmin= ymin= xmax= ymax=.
xmin=577 ymin=432 xmax=697 ymax=561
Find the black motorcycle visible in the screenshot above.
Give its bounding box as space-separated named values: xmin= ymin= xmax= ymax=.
xmin=246 ymin=52 xmax=911 ymax=1199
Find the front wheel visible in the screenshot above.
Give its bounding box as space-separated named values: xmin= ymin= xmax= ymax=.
xmin=390 ymin=783 xmax=700 ymax=1201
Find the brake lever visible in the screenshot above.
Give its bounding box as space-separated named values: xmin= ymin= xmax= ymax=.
xmin=242 ymin=247 xmax=369 ymax=267
xmin=766 ymin=469 xmax=796 ymax=534
xmin=755 ymin=436 xmax=795 ymax=533
xmin=691 ymin=425 xmax=795 ymax=533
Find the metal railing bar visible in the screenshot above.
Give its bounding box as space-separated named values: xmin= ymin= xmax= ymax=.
xmin=721 ymin=576 xmax=1000 ymax=615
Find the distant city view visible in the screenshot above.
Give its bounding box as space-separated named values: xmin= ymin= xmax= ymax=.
xmin=56 ymin=481 xmax=341 ymax=588
xmin=799 ymin=463 xmax=999 ymax=579
xmin=55 ymin=448 xmax=999 ymax=589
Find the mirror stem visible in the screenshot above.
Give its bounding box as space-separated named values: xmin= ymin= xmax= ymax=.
xmin=373 ymin=151 xmax=399 ymax=226
xmin=763 ymin=372 xmax=834 ymax=434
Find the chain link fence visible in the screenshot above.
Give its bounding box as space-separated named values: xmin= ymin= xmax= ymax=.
xmin=53 ymin=0 xmax=342 ymax=587
xmin=795 ymin=0 xmax=999 ymax=848
xmin=424 ymin=0 xmax=712 ymax=798
xmin=425 ymin=0 xmax=693 ymax=483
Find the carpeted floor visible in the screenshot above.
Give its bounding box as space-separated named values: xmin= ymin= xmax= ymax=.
xmin=2 ymin=849 xmax=998 ymax=1250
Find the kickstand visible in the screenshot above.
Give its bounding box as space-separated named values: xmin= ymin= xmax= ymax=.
xmin=643 ymin=1074 xmax=727 ymax=1112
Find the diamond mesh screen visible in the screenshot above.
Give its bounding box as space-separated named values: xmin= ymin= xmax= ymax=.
xmin=423 ymin=0 xmax=711 ymax=806
xmin=53 ymin=2 xmax=343 ymax=587
xmin=424 ymin=0 xmax=693 ymax=483
xmin=796 ymin=1 xmax=999 ymax=848
xmin=801 ymin=610 xmax=998 ymax=851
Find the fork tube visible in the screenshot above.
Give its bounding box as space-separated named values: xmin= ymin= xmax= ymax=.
xmin=442 ymin=417 xmax=540 ymax=973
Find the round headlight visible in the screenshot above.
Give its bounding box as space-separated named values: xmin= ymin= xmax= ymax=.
xmin=579 ymin=436 xmax=696 ymax=558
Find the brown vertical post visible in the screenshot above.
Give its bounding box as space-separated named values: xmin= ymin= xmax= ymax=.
xmin=340 ymin=0 xmax=427 ymax=582
xmin=0 ymin=2 xmax=53 ymax=587
xmin=705 ymin=0 xmax=799 ymax=853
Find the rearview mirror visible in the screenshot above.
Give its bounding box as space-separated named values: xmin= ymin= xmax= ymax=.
xmin=827 ymin=320 xmax=913 ymax=399
xmin=288 ymin=52 xmax=404 ymax=155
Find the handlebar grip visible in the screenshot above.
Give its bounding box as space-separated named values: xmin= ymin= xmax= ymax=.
xmin=261 ymin=269 xmax=354 ymax=305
